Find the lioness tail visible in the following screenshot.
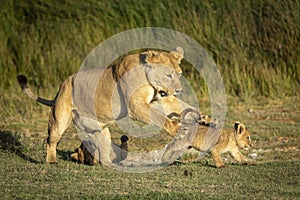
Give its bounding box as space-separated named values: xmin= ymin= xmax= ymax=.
xmin=17 ymin=75 xmax=55 ymax=107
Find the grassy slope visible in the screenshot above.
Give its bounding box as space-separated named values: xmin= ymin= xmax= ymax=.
xmin=0 ymin=0 xmax=299 ymax=119
xmin=1 ymin=0 xmax=299 ymax=95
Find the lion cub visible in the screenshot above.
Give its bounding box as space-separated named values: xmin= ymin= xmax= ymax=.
xmin=191 ymin=122 xmax=255 ymax=168
xmin=71 ymin=135 xmax=128 ymax=165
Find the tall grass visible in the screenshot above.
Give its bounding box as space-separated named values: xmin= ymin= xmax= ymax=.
xmin=0 ymin=0 xmax=299 ymax=111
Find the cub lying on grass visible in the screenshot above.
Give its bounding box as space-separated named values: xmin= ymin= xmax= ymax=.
xmin=71 ymin=135 xmax=128 ymax=165
xmin=190 ymin=121 xmax=256 ymax=168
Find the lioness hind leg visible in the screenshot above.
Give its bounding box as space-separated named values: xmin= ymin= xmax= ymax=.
xmin=46 ymin=76 xmax=73 ymax=164
xmin=47 ymin=109 xmax=73 ymax=164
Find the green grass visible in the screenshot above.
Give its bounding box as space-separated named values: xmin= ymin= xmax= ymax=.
xmin=0 ymin=155 xmax=299 ymax=199
xmin=0 ymin=0 xmax=299 ymax=98
xmin=0 ymin=97 xmax=299 ymax=199
xmin=0 ymin=1 xmax=300 ymax=199
xmin=1 ymin=0 xmax=299 ymax=120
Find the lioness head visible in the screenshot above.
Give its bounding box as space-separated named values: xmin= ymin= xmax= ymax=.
xmin=145 ymin=63 xmax=182 ymax=95
xmin=234 ymin=122 xmax=252 ymax=149
xmin=144 ymin=47 xmax=184 ymax=95
xmin=145 ymin=47 xmax=183 ymax=74
xmin=116 ymin=47 xmax=184 ymax=96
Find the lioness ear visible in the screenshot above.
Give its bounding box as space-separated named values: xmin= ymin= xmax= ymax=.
xmin=145 ymin=50 xmax=167 ymax=63
xmin=170 ymin=46 xmax=184 ymax=63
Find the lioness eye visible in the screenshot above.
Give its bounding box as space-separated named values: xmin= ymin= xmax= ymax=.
xmin=166 ymin=74 xmax=172 ymax=79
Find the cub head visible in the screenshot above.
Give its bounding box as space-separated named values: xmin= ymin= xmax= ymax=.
xmin=234 ymin=121 xmax=252 ymax=149
xmin=70 ymin=140 xmax=98 ymax=165
xmin=71 ymin=135 xmax=129 ymax=165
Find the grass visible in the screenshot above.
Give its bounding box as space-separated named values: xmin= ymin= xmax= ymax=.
xmin=0 ymin=0 xmax=299 ymax=99
xmin=0 ymin=0 xmax=298 ymax=135
xmin=0 ymin=0 xmax=299 ymax=125
xmin=0 ymin=157 xmax=299 ymax=199
xmin=0 ymin=97 xmax=299 ymax=199
xmin=0 ymin=0 xmax=300 ymax=199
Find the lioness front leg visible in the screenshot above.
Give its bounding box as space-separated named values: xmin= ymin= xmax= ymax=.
xmin=129 ymin=89 xmax=179 ymax=136
xmin=136 ymin=105 xmax=179 ymax=136
xmin=230 ymin=151 xmax=255 ymax=166
xmin=93 ymin=128 xmax=113 ymax=166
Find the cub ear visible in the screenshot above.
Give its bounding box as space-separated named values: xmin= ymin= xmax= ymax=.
xmin=71 ymin=151 xmax=79 ymax=161
xmin=234 ymin=121 xmax=245 ymax=134
xmin=170 ymin=46 xmax=184 ymax=63
xmin=234 ymin=121 xmax=240 ymax=134
xmin=239 ymin=124 xmax=245 ymax=134
xmin=77 ymin=148 xmax=85 ymax=163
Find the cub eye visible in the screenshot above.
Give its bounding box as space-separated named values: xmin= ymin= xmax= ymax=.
xmin=159 ymin=90 xmax=168 ymax=97
xmin=247 ymin=136 xmax=250 ymax=140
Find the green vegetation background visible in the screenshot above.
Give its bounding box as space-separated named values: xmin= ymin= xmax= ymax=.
xmin=0 ymin=0 xmax=299 ymax=115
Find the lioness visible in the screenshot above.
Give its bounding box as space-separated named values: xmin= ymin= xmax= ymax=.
xmin=17 ymin=47 xmax=184 ymax=166
xmin=71 ymin=135 xmax=129 ymax=165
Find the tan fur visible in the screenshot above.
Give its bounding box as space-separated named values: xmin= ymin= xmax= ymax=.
xmin=18 ymin=47 xmax=184 ymax=165
xmin=71 ymin=135 xmax=129 ymax=165
xmin=151 ymin=94 xmax=214 ymax=126
xmin=116 ymin=47 xmax=183 ymax=80
xmin=191 ymin=122 xmax=255 ymax=168
xmin=154 ymin=95 xmax=254 ymax=167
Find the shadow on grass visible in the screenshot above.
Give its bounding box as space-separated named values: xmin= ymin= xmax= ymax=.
xmin=57 ymin=149 xmax=73 ymax=161
xmin=0 ymin=130 xmax=41 ymax=164
xmin=172 ymin=160 xmax=218 ymax=168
